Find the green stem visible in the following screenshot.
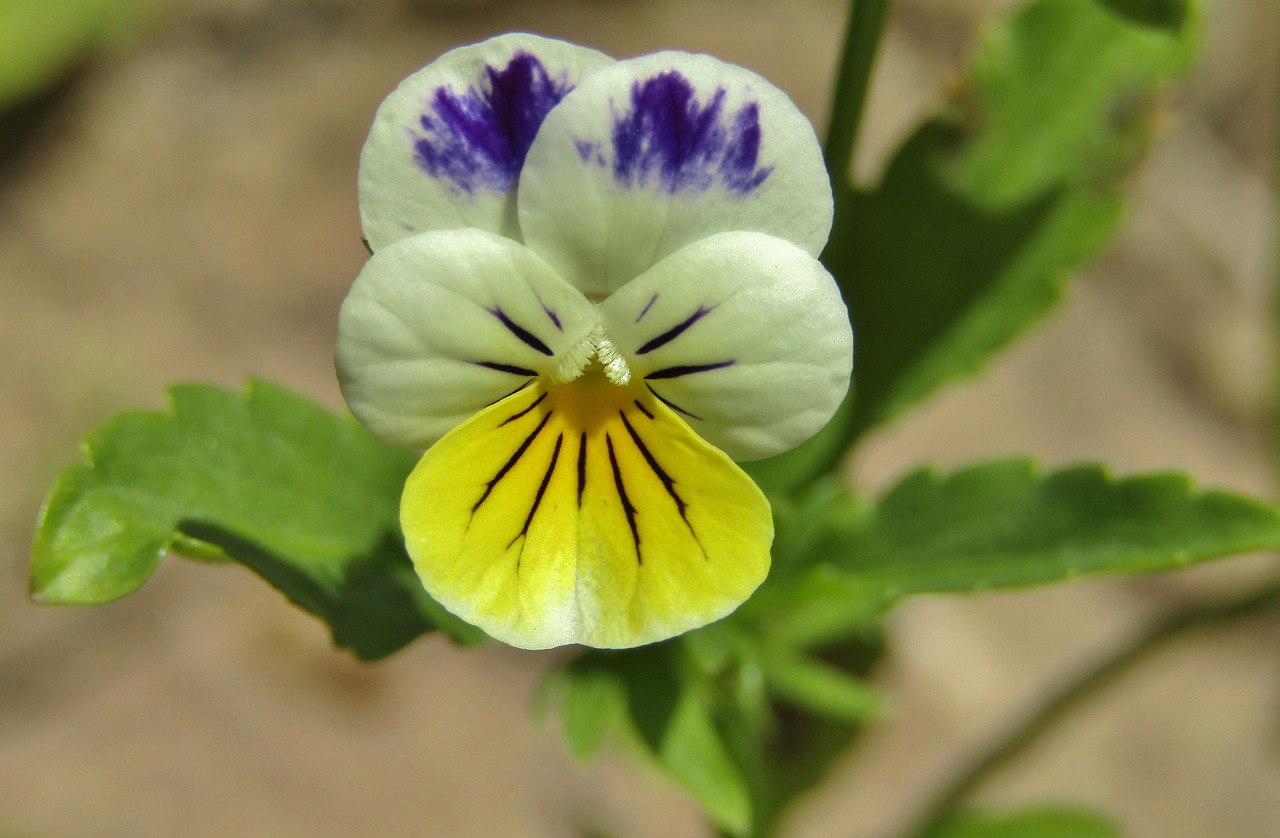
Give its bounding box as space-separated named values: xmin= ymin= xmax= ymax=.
xmin=899 ymin=580 xmax=1280 ymax=838
xmin=741 ymin=0 xmax=893 ymax=500
xmin=823 ymin=0 xmax=893 ymax=187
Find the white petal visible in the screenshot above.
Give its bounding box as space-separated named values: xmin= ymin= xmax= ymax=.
xmin=359 ymin=34 xmax=614 ymax=251
xmin=337 ymin=229 xmax=596 ymax=448
xmin=518 ymin=51 xmax=832 ymax=298
xmin=598 ymin=231 xmax=852 ymax=461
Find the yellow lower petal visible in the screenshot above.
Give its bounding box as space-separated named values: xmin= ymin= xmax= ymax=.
xmin=401 ymin=373 xmax=772 ymax=649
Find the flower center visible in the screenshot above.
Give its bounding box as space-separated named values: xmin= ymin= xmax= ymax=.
xmin=552 ymin=324 xmax=632 ymax=386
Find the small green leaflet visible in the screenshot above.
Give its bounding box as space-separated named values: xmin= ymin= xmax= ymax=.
xmin=30 ymin=380 xmax=483 ymax=659
xmin=757 ymin=646 xmax=883 ymax=724
xmin=539 ymin=664 xmax=622 ymax=764
xmin=546 ymin=645 xmax=753 ymax=837
xmin=923 ymin=804 xmax=1121 ymax=838
xmin=823 ymin=0 xmax=1199 ymax=441
xmin=830 ymin=459 xmax=1280 ymax=600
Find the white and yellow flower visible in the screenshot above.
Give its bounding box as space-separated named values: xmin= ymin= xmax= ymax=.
xmin=337 ymin=34 xmax=852 ymax=650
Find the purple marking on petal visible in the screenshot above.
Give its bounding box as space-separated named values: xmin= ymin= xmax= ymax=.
xmin=528 ymin=288 xmax=564 ymax=331
xmin=645 ymin=383 xmax=703 ymax=421
xmin=607 ymin=71 xmax=773 ymax=196
xmin=412 ymin=52 xmax=573 ymax=195
xmin=635 ymin=293 xmax=659 ymax=323
xmin=483 ymin=380 xmax=533 ymax=408
xmin=474 ymin=360 xmax=538 ymax=377
xmin=719 ymin=103 xmax=772 ymax=193
xmin=646 ymin=360 xmax=735 ymax=380
xmin=635 ymin=304 xmax=714 ymax=354
xmin=498 ymin=391 xmax=547 ymax=424
xmin=488 ymin=306 xmax=553 ymax=355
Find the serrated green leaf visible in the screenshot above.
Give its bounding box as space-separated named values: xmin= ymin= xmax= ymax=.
xmin=947 ymin=0 xmax=1198 ymax=206
xmin=31 ymin=380 xmax=482 ymax=658
xmin=925 ymin=804 xmax=1121 ymax=838
xmin=826 ymin=0 xmax=1200 ymax=440
xmin=833 ymin=459 xmax=1280 ymax=599
xmin=840 ymin=166 xmax=1123 ymax=438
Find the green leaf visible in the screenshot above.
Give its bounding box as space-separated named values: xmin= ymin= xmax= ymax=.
xmin=758 ymin=647 xmax=884 ymax=724
xmin=31 ymin=380 xmax=482 ymax=658
xmin=557 ymin=646 xmax=753 ymax=836
xmin=656 ymin=687 xmax=752 ymax=836
xmin=616 ymin=647 xmax=753 ymax=837
xmin=925 ymin=804 xmax=1121 ymax=838
xmin=946 ymin=0 xmax=1198 ymax=207
xmin=738 ymin=565 xmax=883 ymax=649
xmin=832 ymin=459 xmax=1280 ymax=599
xmin=556 ymin=666 xmax=624 ymax=763
xmin=837 ymin=160 xmax=1120 ymax=439
xmin=826 ymin=0 xmax=1200 ymax=440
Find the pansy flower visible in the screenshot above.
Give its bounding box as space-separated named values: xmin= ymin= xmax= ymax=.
xmin=336 ymin=34 xmax=852 ymax=650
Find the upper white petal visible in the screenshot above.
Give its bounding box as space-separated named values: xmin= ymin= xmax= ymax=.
xmin=518 ymin=51 xmax=832 ymax=298
xmin=599 ymin=231 xmax=852 ymax=460
xmin=359 ymin=34 xmax=614 ymax=251
xmin=337 ymin=229 xmax=596 ymax=448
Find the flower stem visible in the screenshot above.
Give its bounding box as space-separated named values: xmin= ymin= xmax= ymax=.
xmin=739 ymin=0 xmax=894 ymax=500
xmin=898 ymin=579 xmax=1280 ymax=838
xmin=823 ymin=0 xmax=893 ymax=188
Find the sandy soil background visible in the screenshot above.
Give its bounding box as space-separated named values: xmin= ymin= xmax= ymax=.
xmin=0 ymin=1 xmax=1277 ymax=836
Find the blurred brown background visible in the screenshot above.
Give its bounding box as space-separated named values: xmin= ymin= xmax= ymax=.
xmin=1 ymin=1 xmax=1277 ymax=836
